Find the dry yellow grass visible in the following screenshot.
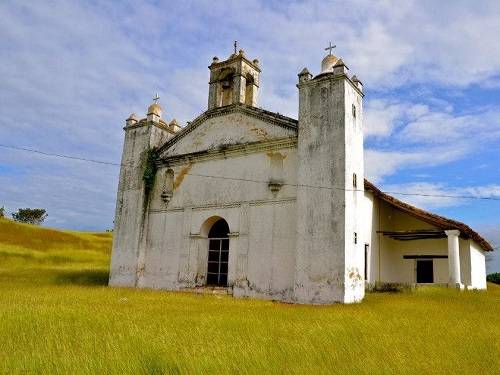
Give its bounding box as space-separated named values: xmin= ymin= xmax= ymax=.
xmin=0 ymin=217 xmax=111 ymax=253
xmin=0 ymin=217 xmax=498 ymax=374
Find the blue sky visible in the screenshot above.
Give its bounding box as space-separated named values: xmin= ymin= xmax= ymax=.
xmin=1 ymin=0 xmax=500 ymax=272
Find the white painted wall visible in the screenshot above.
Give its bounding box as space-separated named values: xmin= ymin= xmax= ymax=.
xmin=140 ymin=142 xmax=299 ymax=300
xmin=295 ymin=71 xmax=365 ymax=304
xmin=470 ymin=241 xmax=487 ymax=289
xmin=362 ymin=193 xmax=488 ymax=289
xmin=109 ymin=122 xmax=173 ymax=287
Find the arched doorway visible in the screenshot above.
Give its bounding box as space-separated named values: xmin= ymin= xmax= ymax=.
xmin=206 ymin=218 xmax=230 ymax=286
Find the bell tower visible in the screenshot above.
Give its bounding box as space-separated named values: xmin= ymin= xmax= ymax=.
xmin=294 ymin=45 xmax=365 ymax=304
xmin=207 ymin=43 xmax=261 ymax=109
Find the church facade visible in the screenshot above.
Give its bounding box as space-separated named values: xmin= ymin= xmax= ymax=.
xmin=109 ymin=48 xmax=490 ymax=304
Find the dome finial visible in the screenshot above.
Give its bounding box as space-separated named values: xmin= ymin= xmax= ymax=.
xmin=147 ymin=93 xmax=162 ymax=122
xmin=321 ymin=42 xmax=338 ymax=73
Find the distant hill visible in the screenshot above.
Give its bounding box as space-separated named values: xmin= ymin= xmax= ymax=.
xmin=0 ymin=218 xmax=112 ymax=284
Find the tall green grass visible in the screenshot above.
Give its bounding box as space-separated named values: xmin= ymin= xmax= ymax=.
xmin=0 ymin=218 xmax=498 ymax=374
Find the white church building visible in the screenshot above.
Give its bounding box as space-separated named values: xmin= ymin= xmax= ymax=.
xmin=109 ymin=47 xmax=491 ymax=304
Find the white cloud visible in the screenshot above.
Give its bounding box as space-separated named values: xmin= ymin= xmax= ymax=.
xmin=1 ymin=0 xmax=500 ymax=229
xmin=407 ymin=104 xmax=430 ymax=119
xmin=365 ymin=147 xmax=467 ymax=183
xmin=364 ymin=100 xmax=405 ymax=138
xmin=364 ymin=97 xmax=500 ymax=183
xmin=400 ymin=110 xmax=500 ymax=145
xmin=377 ymin=181 xmax=500 ymax=210
xmin=0 ymin=152 xmax=117 ymax=230
xmin=380 ymin=182 xmax=463 ymax=209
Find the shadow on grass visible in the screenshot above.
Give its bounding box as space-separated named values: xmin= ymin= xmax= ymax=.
xmin=139 ymin=352 xmax=181 ymax=375
xmin=55 ymin=269 xmax=110 ymax=286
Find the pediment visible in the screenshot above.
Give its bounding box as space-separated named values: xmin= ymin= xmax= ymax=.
xmin=158 ymin=104 xmax=297 ymax=158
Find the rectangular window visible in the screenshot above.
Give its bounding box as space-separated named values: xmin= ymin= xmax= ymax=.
xmin=353 ymin=173 xmax=357 ymax=188
xmin=352 ymin=104 xmax=356 ymax=118
xmin=354 ymin=232 xmax=357 ymax=244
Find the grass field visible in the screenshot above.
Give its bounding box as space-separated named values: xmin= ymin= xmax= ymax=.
xmin=0 ymin=217 xmax=499 ymax=374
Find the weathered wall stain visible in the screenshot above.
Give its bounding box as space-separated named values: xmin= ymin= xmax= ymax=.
xmin=173 ymin=163 xmax=192 ymax=189
xmin=266 ymin=151 xmax=287 ymax=159
xmin=250 ymin=126 xmax=268 ymax=140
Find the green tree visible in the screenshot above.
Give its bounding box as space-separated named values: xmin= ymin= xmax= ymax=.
xmin=487 ymin=273 xmax=500 ymax=285
xmin=12 ymin=208 xmax=48 ymax=225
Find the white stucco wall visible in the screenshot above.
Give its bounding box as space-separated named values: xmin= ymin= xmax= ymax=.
xmin=295 ymin=72 xmax=365 ymax=304
xmin=109 ymin=123 xmax=173 ymax=287
xmin=140 ymin=141 xmax=299 ymax=300
xmin=363 ymin=193 xmax=488 ymax=289
xmin=365 ymin=197 xmax=450 ymax=284
xmin=470 ymin=241 xmax=487 ymax=289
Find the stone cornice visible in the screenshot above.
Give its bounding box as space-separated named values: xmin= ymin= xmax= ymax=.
xmin=149 ymin=196 xmax=296 ymax=213
xmin=209 ymin=54 xmax=261 ymax=73
xmin=124 ymin=119 xmax=174 ymax=133
xmin=158 ymin=137 xmax=297 ymax=167
xmin=298 ymin=72 xmax=364 ymax=97
xmin=157 ymin=103 xmax=298 ymax=155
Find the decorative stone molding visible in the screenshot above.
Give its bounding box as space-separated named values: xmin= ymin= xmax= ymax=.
xmin=158 ymin=137 xmax=297 ymax=167
xmin=160 ymin=190 xmax=173 ymax=205
xmin=268 ymin=180 xmax=283 ymax=194
xmin=157 ymin=104 xmax=298 ymax=156
xmin=148 ymin=196 xmax=296 ymax=213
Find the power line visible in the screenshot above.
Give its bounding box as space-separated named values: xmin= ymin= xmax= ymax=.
xmin=0 ymin=144 xmax=122 ymax=166
xmin=374 ymin=190 xmax=500 ymax=201
xmin=2 ymin=143 xmax=500 ymax=201
xmin=184 ymin=172 xmax=500 ymax=201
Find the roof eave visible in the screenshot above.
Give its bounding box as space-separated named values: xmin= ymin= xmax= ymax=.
xmin=364 ymin=179 xmax=493 ymax=252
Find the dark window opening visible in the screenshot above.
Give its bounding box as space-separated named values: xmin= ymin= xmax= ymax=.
xmin=416 ymin=260 xmax=434 ymax=283
xmin=208 ymin=219 xmax=229 ymax=238
xmin=364 ymin=244 xmax=369 ymax=281
xmin=207 ymin=219 xmax=230 ymax=286
xmin=354 ymin=232 xmax=358 ymax=244
xmin=353 ymin=173 xmax=357 ymax=188
xmin=352 ymin=104 xmax=356 ymax=118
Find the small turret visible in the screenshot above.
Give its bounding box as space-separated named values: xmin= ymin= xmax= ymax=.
xmin=168 ymin=119 xmax=181 ymax=133
xmin=125 ymin=113 xmax=138 ymax=127
xmin=147 ymin=97 xmax=162 ymax=123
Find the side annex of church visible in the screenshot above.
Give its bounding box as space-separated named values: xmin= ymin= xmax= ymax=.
xmin=109 ymin=47 xmax=490 ymax=304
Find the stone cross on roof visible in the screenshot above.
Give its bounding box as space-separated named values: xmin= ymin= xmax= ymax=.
xmin=325 ymin=42 xmax=336 ymax=55
xmin=152 ymin=93 xmax=160 ymax=104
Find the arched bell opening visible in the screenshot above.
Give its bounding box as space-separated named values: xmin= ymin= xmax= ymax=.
xmin=245 ymin=73 xmax=256 ymax=106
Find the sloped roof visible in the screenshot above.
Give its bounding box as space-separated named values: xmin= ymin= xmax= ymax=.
xmin=157 ymin=103 xmax=298 ymax=155
xmin=364 ymin=179 xmax=493 ymax=252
